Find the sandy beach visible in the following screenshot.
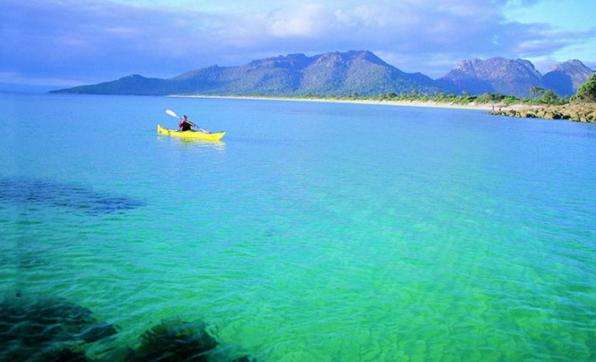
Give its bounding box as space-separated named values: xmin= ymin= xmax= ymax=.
xmin=170 ymin=94 xmax=501 ymax=111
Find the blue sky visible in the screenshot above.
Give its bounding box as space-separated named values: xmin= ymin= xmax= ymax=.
xmin=1 ymin=0 xmax=594 ymax=87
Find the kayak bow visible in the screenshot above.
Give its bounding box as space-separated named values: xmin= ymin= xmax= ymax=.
xmin=157 ymin=124 xmax=225 ymax=142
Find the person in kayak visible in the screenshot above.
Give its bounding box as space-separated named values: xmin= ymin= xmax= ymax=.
xmin=178 ymin=115 xmax=194 ymax=131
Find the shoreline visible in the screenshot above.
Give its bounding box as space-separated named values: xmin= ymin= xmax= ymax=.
xmin=169 ymin=94 xmax=594 ymax=122
xmin=490 ymin=102 xmax=595 ymax=123
xmin=169 ymin=94 xmax=500 ymax=111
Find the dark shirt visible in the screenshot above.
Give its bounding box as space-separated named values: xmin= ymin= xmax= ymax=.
xmin=179 ymin=120 xmax=192 ymax=131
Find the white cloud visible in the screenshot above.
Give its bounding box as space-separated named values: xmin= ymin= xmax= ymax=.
xmin=268 ymin=4 xmax=329 ymax=37
xmin=1 ymin=0 xmax=593 ymax=84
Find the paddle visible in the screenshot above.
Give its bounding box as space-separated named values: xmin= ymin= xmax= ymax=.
xmin=165 ymin=109 xmax=181 ymax=119
xmin=165 ymin=109 xmax=210 ymax=133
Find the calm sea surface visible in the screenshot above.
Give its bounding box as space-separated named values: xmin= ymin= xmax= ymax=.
xmin=0 ymin=94 xmax=594 ymax=360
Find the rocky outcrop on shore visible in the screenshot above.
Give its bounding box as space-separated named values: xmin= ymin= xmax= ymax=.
xmin=490 ymin=103 xmax=595 ymax=123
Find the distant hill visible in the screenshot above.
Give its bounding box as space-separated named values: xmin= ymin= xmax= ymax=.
xmin=438 ymin=57 xmax=544 ymax=98
xmin=543 ymin=60 xmax=594 ymax=96
xmin=52 ymin=51 xmax=593 ymax=98
xmin=56 ymin=74 xmax=172 ymax=95
xmin=53 ymin=51 xmax=439 ymax=96
xmin=438 ymin=58 xmax=593 ymax=98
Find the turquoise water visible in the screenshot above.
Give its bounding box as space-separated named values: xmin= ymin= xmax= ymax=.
xmin=0 ymin=93 xmax=594 ymax=360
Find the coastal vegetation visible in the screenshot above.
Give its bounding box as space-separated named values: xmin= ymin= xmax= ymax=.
xmin=197 ymin=78 xmax=594 ymax=122
xmin=490 ymin=74 xmax=596 ymax=122
xmin=490 ymin=103 xmax=595 ymax=122
xmin=292 ymin=89 xmax=566 ymax=106
xmin=571 ymin=73 xmax=596 ymax=103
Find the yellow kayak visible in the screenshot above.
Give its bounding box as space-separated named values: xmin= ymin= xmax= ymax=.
xmin=157 ymin=124 xmax=226 ymax=142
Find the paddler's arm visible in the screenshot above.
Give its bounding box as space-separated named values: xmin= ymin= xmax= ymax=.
xmin=185 ymin=118 xmax=206 ymax=132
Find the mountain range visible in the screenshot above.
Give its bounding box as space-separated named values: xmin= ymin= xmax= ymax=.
xmin=52 ymin=50 xmax=593 ymax=98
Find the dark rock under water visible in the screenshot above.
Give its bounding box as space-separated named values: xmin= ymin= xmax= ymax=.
xmin=125 ymin=319 xmax=254 ymax=362
xmin=0 ymin=295 xmax=255 ymax=361
xmin=0 ymin=177 xmax=145 ymax=215
xmin=0 ymin=296 xmax=117 ymax=361
xmin=39 ymin=346 xmax=89 ymax=362
xmin=125 ymin=319 xmax=218 ymax=362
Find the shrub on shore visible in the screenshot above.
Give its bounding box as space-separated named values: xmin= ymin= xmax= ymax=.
xmin=572 ymin=74 xmax=596 ymax=103
xmin=490 ymin=103 xmax=596 ymax=122
xmin=529 ymin=86 xmax=566 ymax=105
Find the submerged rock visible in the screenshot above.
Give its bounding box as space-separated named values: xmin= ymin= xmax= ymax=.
xmin=126 ymin=320 xmax=218 ymax=362
xmin=231 ymin=356 xmax=254 ymax=362
xmin=0 ymin=177 xmax=145 ymax=215
xmin=79 ymin=322 xmax=118 ymax=343
xmin=0 ymin=296 xmax=255 ymax=361
xmin=0 ymin=296 xmax=117 ymax=361
xmin=40 ymin=346 xmax=89 ymax=362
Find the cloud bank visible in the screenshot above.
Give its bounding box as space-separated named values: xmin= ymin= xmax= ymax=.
xmin=1 ymin=0 xmax=593 ymax=85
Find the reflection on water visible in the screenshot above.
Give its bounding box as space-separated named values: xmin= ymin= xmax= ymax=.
xmin=156 ymin=136 xmax=226 ymax=151
xmin=0 ymin=177 xmax=145 ymax=215
xmin=179 ymin=139 xmax=226 ymax=151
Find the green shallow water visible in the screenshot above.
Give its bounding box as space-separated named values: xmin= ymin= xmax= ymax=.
xmin=0 ymin=94 xmax=594 ymax=360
